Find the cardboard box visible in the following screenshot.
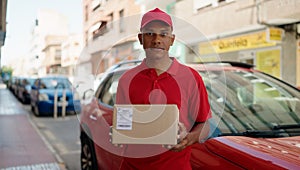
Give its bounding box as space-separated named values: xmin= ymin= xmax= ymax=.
xmin=112 ymin=104 xmax=179 ymax=145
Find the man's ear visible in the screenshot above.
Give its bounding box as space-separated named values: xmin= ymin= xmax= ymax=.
xmin=170 ymin=34 xmax=175 ymax=46
xmin=138 ymin=33 xmax=143 ymax=45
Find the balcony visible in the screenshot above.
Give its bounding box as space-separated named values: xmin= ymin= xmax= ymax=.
xmin=92 ymin=21 xmax=109 ymax=39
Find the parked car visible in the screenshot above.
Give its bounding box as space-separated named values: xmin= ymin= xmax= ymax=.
xmin=80 ymin=61 xmax=300 ymax=170
xmin=7 ymin=76 xmax=17 ymax=92
xmin=17 ymin=77 xmax=36 ymax=104
xmin=74 ymin=60 xmax=142 ymax=100
xmin=93 ymin=59 xmax=142 ymax=91
xmin=30 ymin=75 xmax=81 ymax=116
xmin=12 ymin=77 xmax=21 ymax=96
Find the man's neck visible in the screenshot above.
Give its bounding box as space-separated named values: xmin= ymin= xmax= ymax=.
xmin=145 ymin=57 xmax=173 ymax=75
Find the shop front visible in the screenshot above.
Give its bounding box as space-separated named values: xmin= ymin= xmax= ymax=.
xmin=198 ymin=27 xmax=289 ymax=81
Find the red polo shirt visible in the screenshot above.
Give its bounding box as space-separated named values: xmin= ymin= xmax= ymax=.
xmin=116 ymin=58 xmax=211 ymax=170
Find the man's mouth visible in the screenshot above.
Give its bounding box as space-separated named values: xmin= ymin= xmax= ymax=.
xmin=148 ymin=47 xmax=165 ymax=51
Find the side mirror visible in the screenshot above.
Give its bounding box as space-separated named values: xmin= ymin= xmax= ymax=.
xmin=82 ymin=89 xmax=94 ymax=100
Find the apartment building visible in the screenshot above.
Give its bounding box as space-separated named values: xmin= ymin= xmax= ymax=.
xmin=29 ymin=9 xmax=69 ymax=76
xmin=80 ymin=0 xmax=300 ymax=86
xmin=81 ymin=0 xmax=141 ymax=76
xmin=61 ymin=34 xmax=83 ymax=82
xmin=0 ymin=0 xmax=7 ymax=69
xmin=42 ymin=35 xmax=68 ymax=74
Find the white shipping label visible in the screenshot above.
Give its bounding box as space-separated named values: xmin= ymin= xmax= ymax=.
xmin=116 ymin=107 xmax=133 ymax=130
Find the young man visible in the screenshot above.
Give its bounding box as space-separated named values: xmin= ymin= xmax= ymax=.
xmin=116 ymin=8 xmax=211 ymax=170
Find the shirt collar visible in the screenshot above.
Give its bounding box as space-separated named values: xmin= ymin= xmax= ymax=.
xmin=140 ymin=57 xmax=179 ymax=76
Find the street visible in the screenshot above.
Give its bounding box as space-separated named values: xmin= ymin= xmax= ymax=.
xmin=24 ymin=105 xmax=81 ymax=170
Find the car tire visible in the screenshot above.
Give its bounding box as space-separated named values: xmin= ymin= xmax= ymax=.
xmin=34 ymin=104 xmax=40 ymax=116
xmin=31 ymin=103 xmax=34 ymax=112
xmin=21 ymin=95 xmax=25 ymax=104
xmin=81 ymin=134 xmax=98 ymax=170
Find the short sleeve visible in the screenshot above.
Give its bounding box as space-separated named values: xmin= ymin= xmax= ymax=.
xmin=189 ymin=69 xmax=211 ymax=123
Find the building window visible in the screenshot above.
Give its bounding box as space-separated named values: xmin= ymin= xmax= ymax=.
xmin=92 ymin=21 xmax=108 ymax=39
xmin=91 ymin=0 xmax=101 ymax=11
xmin=85 ymin=5 xmax=88 ymax=21
xmin=109 ymin=12 xmax=114 ymax=29
xmin=193 ymin=0 xmax=233 ymax=12
xmin=119 ymin=9 xmax=124 ymax=33
xmin=55 ymin=49 xmax=61 ymax=60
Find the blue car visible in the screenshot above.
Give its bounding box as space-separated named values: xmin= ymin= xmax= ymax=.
xmin=30 ymin=75 xmax=81 ymax=116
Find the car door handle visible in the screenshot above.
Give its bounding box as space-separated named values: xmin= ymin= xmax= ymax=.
xmin=89 ymin=115 xmax=97 ymax=121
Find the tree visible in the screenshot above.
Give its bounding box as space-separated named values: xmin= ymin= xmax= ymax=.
xmin=1 ymin=65 xmax=13 ymax=82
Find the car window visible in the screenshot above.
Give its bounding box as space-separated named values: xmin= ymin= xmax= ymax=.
xmin=201 ymin=69 xmax=300 ymax=136
xmin=27 ymin=78 xmax=36 ymax=86
xmin=98 ymin=73 xmax=122 ymax=106
xmin=39 ymin=77 xmax=71 ymax=89
xmin=33 ymin=79 xmax=40 ymax=87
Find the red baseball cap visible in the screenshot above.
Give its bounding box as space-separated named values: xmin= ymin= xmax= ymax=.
xmin=140 ymin=8 xmax=173 ymax=30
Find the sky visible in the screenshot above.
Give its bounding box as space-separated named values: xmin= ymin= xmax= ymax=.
xmin=1 ymin=0 xmax=83 ymax=66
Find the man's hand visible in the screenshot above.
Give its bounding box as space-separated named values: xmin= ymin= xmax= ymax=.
xmin=162 ymin=122 xmax=187 ymax=150
xmin=109 ymin=126 xmax=124 ymax=148
xmin=167 ymin=121 xmax=210 ymax=152
xmin=170 ymin=122 xmax=192 ymax=152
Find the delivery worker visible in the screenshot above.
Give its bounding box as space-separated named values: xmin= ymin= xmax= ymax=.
xmin=116 ymin=8 xmax=211 ymax=170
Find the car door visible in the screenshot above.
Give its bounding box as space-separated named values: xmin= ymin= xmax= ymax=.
xmin=90 ymin=72 xmax=124 ymax=169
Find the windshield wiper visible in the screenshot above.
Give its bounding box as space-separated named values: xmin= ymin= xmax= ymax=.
xmin=220 ymin=130 xmax=289 ymax=138
xmin=272 ymin=123 xmax=300 ymax=130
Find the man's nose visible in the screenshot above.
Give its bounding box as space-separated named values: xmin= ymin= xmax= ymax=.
xmin=152 ymin=34 xmax=161 ymax=44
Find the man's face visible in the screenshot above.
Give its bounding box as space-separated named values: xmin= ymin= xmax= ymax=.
xmin=138 ymin=20 xmax=175 ymax=59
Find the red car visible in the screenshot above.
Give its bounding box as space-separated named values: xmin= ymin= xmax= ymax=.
xmin=80 ymin=61 xmax=300 ymax=170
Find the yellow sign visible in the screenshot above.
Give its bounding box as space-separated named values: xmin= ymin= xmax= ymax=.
xmin=256 ymin=49 xmax=281 ymax=78
xmin=267 ymin=27 xmax=284 ymax=42
xmin=199 ymin=29 xmax=282 ymax=54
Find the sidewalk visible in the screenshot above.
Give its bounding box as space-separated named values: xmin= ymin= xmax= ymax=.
xmin=0 ymin=83 xmax=65 ymax=169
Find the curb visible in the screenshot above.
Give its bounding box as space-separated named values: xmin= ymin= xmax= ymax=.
xmin=26 ymin=114 xmax=67 ymax=170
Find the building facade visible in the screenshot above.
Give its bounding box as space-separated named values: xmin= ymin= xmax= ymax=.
xmin=0 ymin=0 xmax=7 ymax=69
xmin=42 ymin=35 xmax=68 ymax=74
xmin=81 ymin=0 xmax=141 ymax=76
xmin=80 ymin=0 xmax=300 ymax=87
xmin=174 ymin=0 xmax=300 ymax=87
xmin=28 ymin=9 xmax=69 ymax=76
xmin=61 ymin=34 xmax=83 ymax=83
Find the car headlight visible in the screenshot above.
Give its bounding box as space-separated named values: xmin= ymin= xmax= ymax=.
xmin=74 ymin=91 xmax=80 ymax=100
xmin=39 ymin=93 xmax=49 ymax=101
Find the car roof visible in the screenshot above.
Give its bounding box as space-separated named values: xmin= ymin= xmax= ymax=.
xmin=38 ymin=74 xmax=69 ymax=78
xmin=103 ymin=61 xmax=257 ymax=76
xmin=105 ymin=59 xmax=142 ymax=73
xmin=202 ymin=61 xmax=254 ymax=68
xmin=188 ymin=61 xmax=255 ymax=71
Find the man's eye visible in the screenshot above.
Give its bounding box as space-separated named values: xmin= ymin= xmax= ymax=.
xmin=160 ymin=33 xmax=168 ymax=37
xmin=145 ymin=33 xmax=154 ymax=36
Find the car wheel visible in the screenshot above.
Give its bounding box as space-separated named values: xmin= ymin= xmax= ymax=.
xmin=81 ymin=134 xmax=98 ymax=170
xmin=21 ymin=96 xmax=25 ymax=104
xmin=34 ymin=104 xmax=40 ymax=116
xmin=31 ymin=103 xmax=34 ymax=112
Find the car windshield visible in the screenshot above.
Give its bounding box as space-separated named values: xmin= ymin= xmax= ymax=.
xmin=107 ymin=67 xmax=300 ymax=138
xmin=200 ymin=69 xmax=300 ymax=137
xmin=40 ymin=77 xmax=71 ymax=89
xmin=27 ymin=78 xmax=36 ymax=85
